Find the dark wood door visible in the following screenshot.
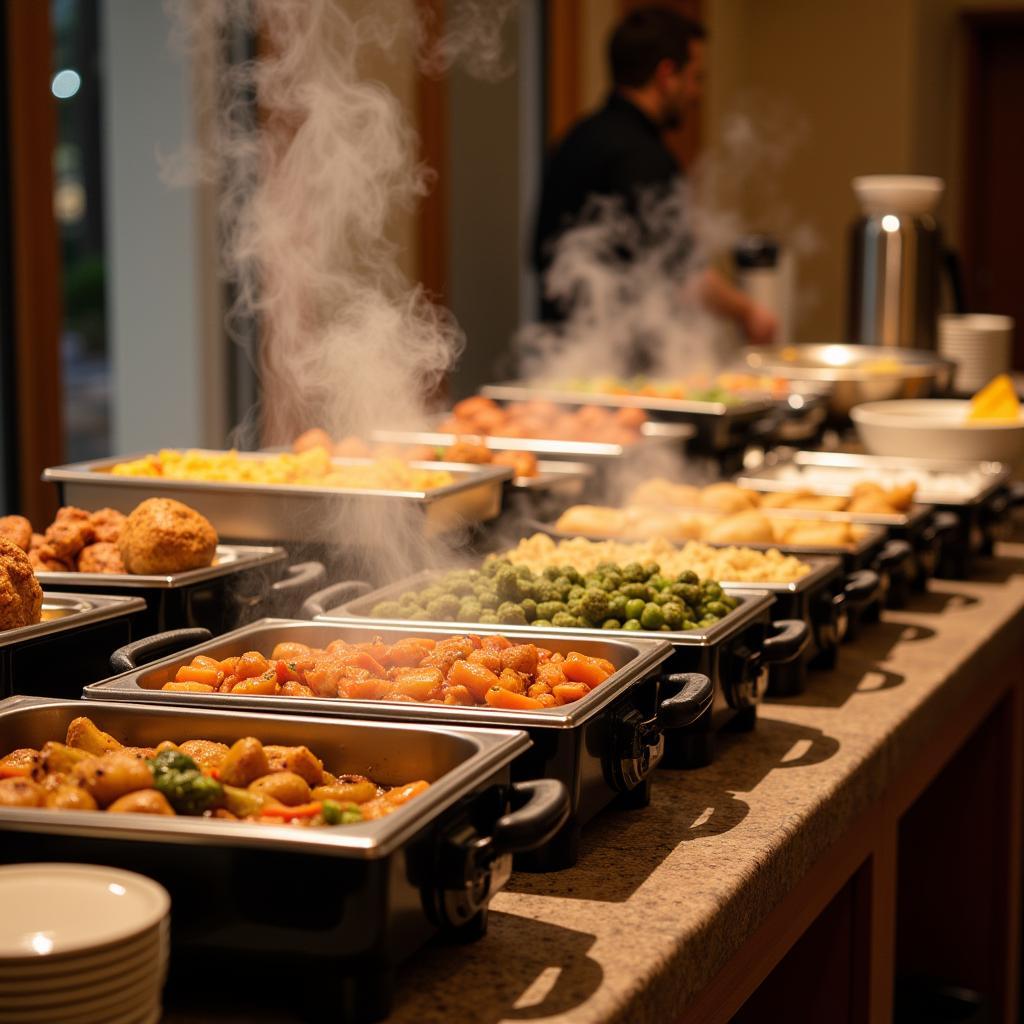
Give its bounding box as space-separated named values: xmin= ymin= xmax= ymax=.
xmin=962 ymin=13 xmax=1024 ymax=368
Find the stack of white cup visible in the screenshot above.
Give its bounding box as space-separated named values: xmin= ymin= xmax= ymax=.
xmin=938 ymin=314 xmax=1014 ymax=393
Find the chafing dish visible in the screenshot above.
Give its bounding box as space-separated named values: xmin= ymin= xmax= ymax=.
xmin=478 ymin=380 xmax=827 ymax=464
xmin=34 ymin=544 xmax=326 ymax=634
xmin=92 ymin=618 xmax=697 ymax=872
xmin=0 ymin=695 xmax=567 ymax=1023
xmin=41 ymin=453 xmax=513 ymax=544
xmin=1 ymin=593 xmax=146 ymax=699
xmin=305 ymin=578 xmax=807 ymax=771
xmin=740 ymin=343 xmax=956 ymax=419
xmin=738 ymin=450 xmax=1020 ymax=577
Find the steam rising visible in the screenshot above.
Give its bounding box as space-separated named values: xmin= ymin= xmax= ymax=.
xmin=167 ymin=0 xmax=516 ymax=580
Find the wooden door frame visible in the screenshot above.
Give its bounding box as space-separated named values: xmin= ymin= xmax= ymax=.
xmin=4 ymin=0 xmax=63 ymax=524
xmin=960 ymin=9 xmax=1024 ymax=318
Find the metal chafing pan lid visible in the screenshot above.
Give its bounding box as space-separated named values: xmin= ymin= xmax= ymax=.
xmin=42 ymin=452 xmax=514 ymax=502
xmin=0 ymin=593 xmax=146 ymax=650
xmin=509 ymin=461 xmax=595 ymax=491
xmin=0 ymin=694 xmax=530 ymax=859
xmin=737 ymin=450 xmax=1011 ymax=508
xmin=34 ymin=544 xmax=287 ymax=591
xmin=480 ymin=381 xmax=775 ymax=419
xmin=86 ymin=618 xmax=673 ymax=731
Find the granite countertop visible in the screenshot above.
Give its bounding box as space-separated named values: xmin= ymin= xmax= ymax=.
xmin=166 ymin=545 xmax=1024 ymax=1024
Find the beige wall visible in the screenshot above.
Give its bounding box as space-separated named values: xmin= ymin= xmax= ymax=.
xmin=705 ymin=0 xmax=1024 ymax=343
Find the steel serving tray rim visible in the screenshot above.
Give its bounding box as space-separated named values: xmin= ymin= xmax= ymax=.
xmin=510 ymin=461 xmax=595 ymax=491
xmin=480 ymin=381 xmax=776 ymax=418
xmin=738 ymin=451 xmax=1010 ymax=507
xmin=715 ymin=554 xmax=843 ymax=594
xmin=86 ymin=618 xmax=674 ymax=731
xmin=42 ymin=452 xmax=513 ymax=502
xmin=0 ymin=695 xmax=531 ymax=859
xmin=33 ymin=544 xmax=288 ymax=591
xmin=0 ymin=593 xmax=146 ymax=650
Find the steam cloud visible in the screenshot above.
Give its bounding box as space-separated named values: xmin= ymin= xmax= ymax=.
xmin=166 ymin=0 xmax=517 ymax=580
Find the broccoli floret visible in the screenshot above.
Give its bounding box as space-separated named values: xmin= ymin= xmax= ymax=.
xmin=568 ymin=600 xmax=584 ymax=618
xmin=620 ymin=582 xmax=651 ymax=601
xmin=521 ymin=598 xmax=538 ymax=622
xmin=426 ymin=594 xmax=461 ymax=620
xmin=648 ymin=574 xmax=670 ymax=591
xmin=621 ymin=562 xmax=646 ymax=583
xmin=478 ymin=588 xmax=500 ymax=611
xmin=677 ymin=569 xmax=699 ymax=585
xmin=497 ymin=602 xmax=528 ymax=626
xmin=410 ymin=609 xmax=434 ymax=621
xmin=514 ymin=564 xmax=533 ymax=580
xmin=562 ymin=567 xmax=584 ymax=586
xmin=607 ymin=594 xmax=628 ymax=621
xmin=457 ymin=599 xmax=483 ymax=623
xmin=567 ymin=585 xmax=585 ymax=603
xmin=601 ymin=618 xmax=622 ymax=630
xmin=543 ymin=565 xmax=562 ymax=581
xmin=653 ymin=592 xmax=673 ymax=606
xmin=448 ymin=578 xmax=476 ymax=598
xmin=532 ymin=580 xmax=560 ymax=604
xmin=532 ymin=618 xmax=552 ymax=628
xmin=596 ymin=561 xmax=618 ymax=574
xmin=419 ymin=585 xmax=444 ymax=605
xmin=580 ymin=589 xmax=610 ymax=624
xmin=536 ymin=600 xmax=565 ymax=621
xmin=371 ymin=600 xmax=404 ymax=619
xmin=551 ymin=611 xmax=579 ymax=628
xmin=483 ymin=558 xmax=512 ymax=578
xmin=479 ymin=611 xmax=500 ymax=624
xmin=147 ymin=750 xmax=223 ymax=816
xmin=642 ymin=562 xmax=661 ymax=579
xmin=603 ymin=571 xmax=623 ymax=591
xmin=662 ymin=601 xmax=686 ymax=630
xmin=494 ymin=566 xmax=523 ymax=602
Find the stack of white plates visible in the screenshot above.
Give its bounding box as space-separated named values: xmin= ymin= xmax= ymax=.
xmin=938 ymin=314 xmax=1014 ymax=392
xmin=0 ymin=864 xmax=170 ymax=1024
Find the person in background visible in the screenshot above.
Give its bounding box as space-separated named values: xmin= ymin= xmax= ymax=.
xmin=532 ymin=5 xmax=778 ymax=347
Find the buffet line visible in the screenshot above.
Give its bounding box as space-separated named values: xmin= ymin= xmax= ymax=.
xmin=2 ymin=344 xmax=1022 ymax=1023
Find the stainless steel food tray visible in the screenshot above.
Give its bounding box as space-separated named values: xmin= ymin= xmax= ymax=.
xmin=42 ymin=452 xmax=513 ymax=543
xmin=87 ymin=618 xmax=671 ymax=730
xmin=34 ymin=543 xmax=286 ymax=590
xmin=371 ymin=420 xmax=695 ymax=463
xmin=2 ymin=593 xmax=145 ymax=649
xmin=737 ymin=450 xmax=1010 ymax=508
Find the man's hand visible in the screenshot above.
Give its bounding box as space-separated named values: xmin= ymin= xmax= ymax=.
xmin=741 ymin=302 xmax=779 ymax=345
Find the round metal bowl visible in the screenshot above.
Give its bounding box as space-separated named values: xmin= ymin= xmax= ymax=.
xmin=740 ymin=344 xmax=956 ymax=419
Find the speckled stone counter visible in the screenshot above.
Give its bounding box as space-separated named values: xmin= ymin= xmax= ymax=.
xmin=165 ymin=545 xmax=1024 ymax=1024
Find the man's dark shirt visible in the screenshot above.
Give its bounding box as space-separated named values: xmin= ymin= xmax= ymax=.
xmin=532 ymin=92 xmax=681 ymax=285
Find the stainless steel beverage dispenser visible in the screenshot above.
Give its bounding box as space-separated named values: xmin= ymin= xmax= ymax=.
xmin=847 ymin=175 xmax=944 ymax=350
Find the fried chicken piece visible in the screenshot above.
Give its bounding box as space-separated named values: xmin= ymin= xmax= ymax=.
xmin=77 ymin=542 xmax=126 ymax=574
xmin=28 ymin=543 xmax=71 ymax=573
xmin=118 ymin=498 xmax=218 ymax=575
xmin=0 ymin=537 xmax=43 ymax=630
xmin=293 ymin=427 xmax=334 ymax=453
xmin=88 ymin=508 xmax=127 ymax=544
xmin=491 ymin=450 xmax=539 ymax=478
xmin=445 ymin=440 xmax=493 ymax=464
xmin=0 ymin=516 xmax=32 ymax=552
xmin=44 ymin=511 xmax=96 ymax=562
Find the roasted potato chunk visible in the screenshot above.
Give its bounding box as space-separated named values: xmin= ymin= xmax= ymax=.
xmin=178 ymin=739 xmax=229 ymax=773
xmin=263 ymin=745 xmax=325 ymax=786
xmin=218 ymin=737 xmax=270 ymax=788
xmin=247 ymin=771 xmax=311 ymax=806
xmin=72 ymin=752 xmax=154 ymax=807
xmin=44 ymin=784 xmax=98 ymax=811
xmin=66 ymin=717 xmax=122 ymax=755
xmin=0 ymin=777 xmax=44 ymax=807
xmin=107 ymin=789 xmax=175 ymax=815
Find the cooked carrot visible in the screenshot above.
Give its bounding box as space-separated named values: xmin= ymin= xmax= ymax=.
xmin=534 ymin=693 xmax=557 ymax=708
xmin=527 ymin=681 xmax=551 ymax=698
xmin=340 ymin=676 xmax=387 ymax=701
xmin=338 ymin=651 xmax=387 ymax=676
xmin=279 ymin=680 xmax=315 ymax=698
xmin=383 ymin=780 xmax=429 ymax=805
xmin=191 ymin=655 xmax=221 ymax=672
xmin=395 ymin=667 xmax=444 ymax=701
xmin=235 ymin=651 xmax=269 ymax=680
xmin=354 ymin=640 xmax=388 ymax=662
xmin=218 ymin=656 xmax=240 ymax=675
xmin=260 ymin=801 xmax=323 ymax=819
xmin=562 ymin=654 xmax=610 ymax=687
xmin=537 ymin=663 xmax=567 ymax=687
xmin=552 ymin=682 xmax=591 ymax=705
xmin=384 ymin=640 xmax=431 ymax=667
xmin=0 ymin=764 xmax=30 ymax=778
xmin=162 ymin=681 xmax=216 ymax=694
xmin=274 ymin=660 xmax=301 ymax=684
xmin=174 ymin=665 xmax=220 ymax=686
xmin=480 ymin=635 xmax=512 ymax=651
xmin=495 ymin=668 xmax=526 ymax=694
xmin=484 ymin=686 xmax=544 ymax=710
xmin=448 ymin=659 xmax=500 ymax=702
xmin=270 ymin=642 xmax=311 ymax=661
xmin=231 ymin=670 xmax=278 ymax=696
xmin=219 ymin=674 xmax=239 ymax=693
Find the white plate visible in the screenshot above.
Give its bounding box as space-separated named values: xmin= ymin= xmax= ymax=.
xmin=0 ymin=923 xmax=165 ymax=982
xmin=0 ymin=986 xmax=160 ymax=1024
xmin=852 ymin=399 xmax=1024 ymax=461
xmin=0 ymin=947 xmax=165 ymax=1008
xmin=0 ymin=864 xmax=169 ymax=963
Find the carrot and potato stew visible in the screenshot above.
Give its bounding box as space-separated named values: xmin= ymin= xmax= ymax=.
xmin=164 ymin=634 xmax=618 ymax=711
xmin=0 ymin=716 xmax=427 ymax=827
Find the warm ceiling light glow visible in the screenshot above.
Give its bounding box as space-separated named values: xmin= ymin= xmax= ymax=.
xmin=881 ymin=214 xmax=901 ymax=233
xmin=51 ymin=69 xmax=81 ymax=100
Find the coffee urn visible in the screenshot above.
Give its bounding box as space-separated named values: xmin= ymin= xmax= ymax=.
xmin=847 ymin=175 xmax=944 ymax=349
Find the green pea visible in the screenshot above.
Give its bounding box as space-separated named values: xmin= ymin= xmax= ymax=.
xmin=640 ymin=603 xmax=665 ymax=630
xmin=624 ymin=598 xmax=645 ymax=621
xmin=704 ymin=601 xmax=730 ymax=617
xmin=622 ymin=619 xmax=642 ymax=631
xmin=601 ymin=619 xmax=622 ymax=630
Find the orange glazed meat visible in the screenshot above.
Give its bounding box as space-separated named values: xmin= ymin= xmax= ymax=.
xmin=0 ymin=537 xmax=43 ymax=630
xmin=118 ymin=498 xmax=218 ymax=575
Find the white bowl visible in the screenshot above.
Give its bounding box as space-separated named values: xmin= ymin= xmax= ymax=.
xmin=852 ymin=399 xmax=1024 ymax=462
xmin=939 ymin=313 xmax=1014 ymax=336
xmin=0 ymin=864 xmax=169 ymax=962
xmin=853 ymin=175 xmax=944 ymax=216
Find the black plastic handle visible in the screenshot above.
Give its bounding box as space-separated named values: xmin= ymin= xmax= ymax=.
xmin=272 ymin=561 xmax=327 ymax=600
xmin=299 ymin=580 xmax=373 ymax=620
xmin=760 ymin=618 xmax=810 ymax=665
xmin=877 ymin=538 xmax=914 ymax=571
xmin=110 ymin=628 xmax=212 ymax=673
xmin=1003 ymin=480 xmax=1024 ymax=509
xmin=657 ymin=672 xmax=714 ymax=730
xmin=843 ymin=568 xmax=880 ymax=608
xmin=922 ymin=510 xmax=961 ymax=546
xmin=491 ymin=779 xmax=570 ymax=855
